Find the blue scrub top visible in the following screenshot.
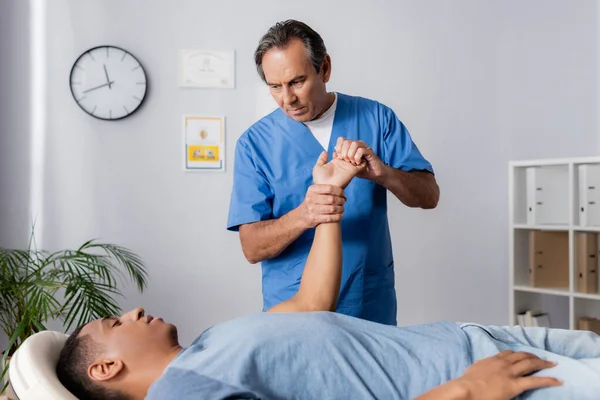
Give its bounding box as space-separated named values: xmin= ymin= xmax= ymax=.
xmin=227 ymin=92 xmax=433 ymax=325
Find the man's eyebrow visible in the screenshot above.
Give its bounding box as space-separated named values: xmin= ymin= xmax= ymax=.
xmin=266 ymin=75 xmax=306 ymax=86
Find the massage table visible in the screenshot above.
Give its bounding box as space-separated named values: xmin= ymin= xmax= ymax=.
xmin=6 ymin=331 xmax=77 ymax=400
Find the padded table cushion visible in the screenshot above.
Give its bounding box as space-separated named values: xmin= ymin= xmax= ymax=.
xmin=9 ymin=331 xmax=78 ymax=400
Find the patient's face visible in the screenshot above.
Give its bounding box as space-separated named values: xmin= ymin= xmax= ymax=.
xmin=80 ymin=307 xmax=179 ymax=363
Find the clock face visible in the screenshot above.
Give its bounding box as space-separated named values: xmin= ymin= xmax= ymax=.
xmin=69 ymin=46 xmax=147 ymax=120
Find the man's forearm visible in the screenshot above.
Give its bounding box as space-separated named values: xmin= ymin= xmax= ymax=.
xmin=239 ymin=207 xmax=307 ymax=264
xmin=378 ymin=166 xmax=439 ymax=209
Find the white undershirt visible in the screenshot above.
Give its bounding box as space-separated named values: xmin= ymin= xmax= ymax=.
xmin=303 ymin=93 xmax=338 ymax=151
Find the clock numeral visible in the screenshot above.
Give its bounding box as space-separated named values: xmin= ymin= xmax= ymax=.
xmin=133 ymin=95 xmax=142 ymax=101
xmin=74 ymin=64 xmax=84 ymax=71
xmin=131 ymin=65 xmax=141 ymax=71
xmin=106 ymin=47 xmax=109 ymax=58
xmin=121 ymin=51 xmax=127 ymax=61
xmin=136 ymin=82 xmax=146 ymax=85
xmin=91 ymin=106 xmax=97 ymax=115
xmin=123 ymin=106 xmax=129 ymax=114
xmin=71 ymin=82 xmax=81 ymax=85
xmin=76 ymin=96 xmax=87 ymax=102
xmin=109 ymin=109 xmax=112 ymax=119
xmin=88 ymin=52 xmax=95 ymax=61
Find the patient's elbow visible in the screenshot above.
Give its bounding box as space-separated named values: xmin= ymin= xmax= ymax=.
xmin=303 ymin=301 xmax=337 ymax=313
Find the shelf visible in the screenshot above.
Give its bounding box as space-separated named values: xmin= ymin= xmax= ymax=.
xmin=510 ymin=158 xmax=600 ymax=330
xmin=511 ymin=165 xmax=569 ymax=226
xmin=513 ymin=291 xmax=570 ymax=329
xmin=513 ymin=285 xmax=570 ymax=297
xmin=513 ymin=224 xmax=570 ymax=231
xmin=572 ymin=292 xmax=600 ymax=301
xmin=573 ymin=298 xmax=600 ymax=329
xmin=513 ymin=286 xmax=600 ymax=300
xmin=573 ymin=226 xmax=600 ymax=232
xmin=513 ymin=225 xmax=600 ymax=232
xmin=509 ymin=157 xmax=600 ymax=168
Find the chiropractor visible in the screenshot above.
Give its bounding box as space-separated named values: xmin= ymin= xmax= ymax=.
xmin=227 ymin=19 xmax=439 ymax=325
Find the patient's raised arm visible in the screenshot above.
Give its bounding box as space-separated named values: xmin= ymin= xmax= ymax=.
xmin=266 ymin=152 xmax=365 ymax=313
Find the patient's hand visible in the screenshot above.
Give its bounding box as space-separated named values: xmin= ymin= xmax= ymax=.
xmin=312 ymin=151 xmax=366 ymax=189
xmin=455 ymin=350 xmax=562 ymax=400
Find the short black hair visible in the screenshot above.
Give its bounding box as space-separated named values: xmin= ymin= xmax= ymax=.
xmin=56 ymin=323 xmax=130 ymax=400
xmin=254 ymin=19 xmax=328 ymax=82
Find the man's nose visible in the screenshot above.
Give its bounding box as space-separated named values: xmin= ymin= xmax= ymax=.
xmin=122 ymin=307 xmax=145 ymax=321
xmin=282 ymin=87 xmax=297 ymax=106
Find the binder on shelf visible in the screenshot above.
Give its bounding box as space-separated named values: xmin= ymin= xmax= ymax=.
xmin=576 ymin=232 xmax=599 ymax=294
xmin=578 ymin=317 xmax=600 ymax=335
xmin=578 ymin=164 xmax=600 ymax=227
xmin=528 ymin=231 xmax=569 ymax=289
xmin=526 ymin=166 xmax=569 ymax=226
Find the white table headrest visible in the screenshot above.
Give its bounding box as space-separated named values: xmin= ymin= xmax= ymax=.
xmin=9 ymin=330 xmax=78 ymax=400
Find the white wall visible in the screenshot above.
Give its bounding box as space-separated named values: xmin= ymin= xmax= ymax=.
xmin=0 ymin=0 xmax=32 ymax=352
xmin=0 ymin=1 xmax=32 ymax=249
xmin=1 ymin=0 xmax=597 ymax=346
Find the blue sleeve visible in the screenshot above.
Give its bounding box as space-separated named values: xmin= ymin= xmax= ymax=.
xmin=227 ymin=137 xmax=273 ymax=231
xmin=379 ymin=105 xmax=434 ymax=174
xmin=146 ymin=368 xmax=262 ymax=400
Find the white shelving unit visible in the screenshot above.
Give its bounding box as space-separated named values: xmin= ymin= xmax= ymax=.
xmin=509 ymin=157 xmax=600 ymax=330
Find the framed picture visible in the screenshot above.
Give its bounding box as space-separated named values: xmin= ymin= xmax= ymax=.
xmin=179 ymin=49 xmax=235 ymax=89
xmin=183 ymin=115 xmax=225 ymax=171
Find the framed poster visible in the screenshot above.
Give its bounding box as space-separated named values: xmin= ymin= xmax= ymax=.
xmin=179 ymin=49 xmax=235 ymax=89
xmin=183 ymin=115 xmax=225 ymax=171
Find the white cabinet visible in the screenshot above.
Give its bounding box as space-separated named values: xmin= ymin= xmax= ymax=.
xmin=510 ymin=157 xmax=600 ymax=333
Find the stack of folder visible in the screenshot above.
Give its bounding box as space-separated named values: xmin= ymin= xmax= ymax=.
xmin=528 ymin=231 xmax=569 ymax=289
xmin=576 ymin=232 xmax=599 ymax=294
xmin=527 ymin=231 xmax=600 ymax=293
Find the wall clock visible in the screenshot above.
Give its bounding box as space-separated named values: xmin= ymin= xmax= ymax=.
xmin=69 ymin=45 xmax=147 ymax=120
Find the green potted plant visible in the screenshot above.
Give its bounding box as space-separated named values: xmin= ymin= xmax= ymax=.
xmin=0 ymin=234 xmax=148 ymax=395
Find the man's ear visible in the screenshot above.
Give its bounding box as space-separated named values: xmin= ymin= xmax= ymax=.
xmin=88 ymin=358 xmax=125 ymax=382
xmin=321 ymin=54 xmax=332 ymax=83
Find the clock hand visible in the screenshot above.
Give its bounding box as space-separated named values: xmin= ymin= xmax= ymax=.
xmin=82 ymin=81 xmax=114 ymax=93
xmin=103 ymin=64 xmax=112 ymax=89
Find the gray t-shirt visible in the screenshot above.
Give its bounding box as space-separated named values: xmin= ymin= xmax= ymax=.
xmin=146 ymin=312 xmax=471 ymax=399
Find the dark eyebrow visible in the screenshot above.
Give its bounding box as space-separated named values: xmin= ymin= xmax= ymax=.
xmin=289 ymin=75 xmax=306 ymax=83
xmin=266 ymin=75 xmax=306 ymax=86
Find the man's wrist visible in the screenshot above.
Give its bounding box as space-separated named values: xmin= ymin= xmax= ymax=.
xmin=373 ymin=164 xmax=392 ymax=186
xmin=290 ymin=204 xmax=311 ymax=231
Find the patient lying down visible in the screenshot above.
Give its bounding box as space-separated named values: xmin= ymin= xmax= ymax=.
xmin=57 ymin=152 xmax=600 ymax=400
